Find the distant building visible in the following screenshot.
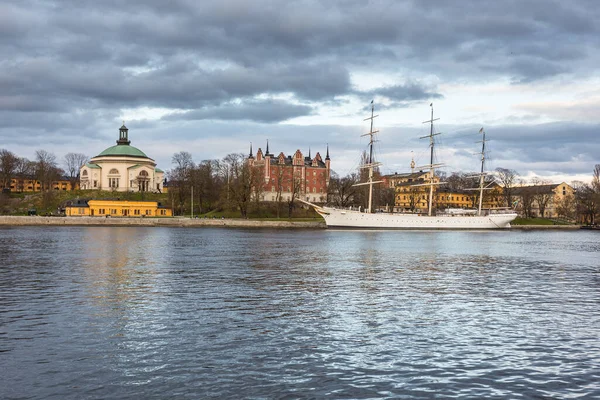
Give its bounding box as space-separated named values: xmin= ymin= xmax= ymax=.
xmin=383 ymin=166 xmax=439 ymax=212
xmin=512 ymin=182 xmax=574 ymax=218
xmin=10 ymin=177 xmax=79 ymax=192
xmin=65 ymin=199 xmax=172 ymax=217
xmin=248 ymin=142 xmax=330 ymax=203
xmin=79 ymin=124 xmax=165 ymax=193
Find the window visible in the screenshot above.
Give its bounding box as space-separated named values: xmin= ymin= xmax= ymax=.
xmin=82 ymin=170 xmax=88 ymax=176
xmin=109 ymin=168 xmax=119 ymax=174
xmin=93 ymin=180 xmax=97 ymax=188
xmin=78 ymin=208 xmax=85 ymax=215
xmin=134 ymin=210 xmax=140 ymax=215
xmin=146 ymin=210 xmax=151 ymax=215
xmin=110 ymin=209 xmax=117 ymax=215
xmin=109 ymin=178 xmax=119 ymax=188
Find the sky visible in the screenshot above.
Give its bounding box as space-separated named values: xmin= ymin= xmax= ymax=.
xmin=1 ymin=0 xmax=599 ymax=184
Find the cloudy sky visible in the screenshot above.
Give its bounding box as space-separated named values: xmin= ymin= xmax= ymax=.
xmin=2 ymin=0 xmax=599 ymax=183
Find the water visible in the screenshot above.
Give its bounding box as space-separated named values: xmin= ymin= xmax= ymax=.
xmin=1 ymin=227 xmax=599 ymax=399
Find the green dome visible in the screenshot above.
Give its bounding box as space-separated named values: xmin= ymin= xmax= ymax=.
xmin=97 ymin=145 xmax=148 ymax=158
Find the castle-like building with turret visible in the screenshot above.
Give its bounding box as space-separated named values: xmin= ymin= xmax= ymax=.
xmin=248 ymin=141 xmax=330 ymax=203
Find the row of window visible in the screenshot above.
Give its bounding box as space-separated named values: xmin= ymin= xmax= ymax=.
xmin=91 ymin=208 xmax=166 ymax=216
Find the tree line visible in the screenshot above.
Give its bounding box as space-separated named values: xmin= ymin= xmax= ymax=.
xmin=0 ymin=149 xmax=88 ymax=192
xmin=168 ymin=151 xmax=314 ymax=218
xmin=3 ymin=146 xmax=598 ymax=224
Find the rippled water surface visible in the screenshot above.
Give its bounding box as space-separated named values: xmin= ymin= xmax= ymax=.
xmin=1 ymin=227 xmax=599 ymax=399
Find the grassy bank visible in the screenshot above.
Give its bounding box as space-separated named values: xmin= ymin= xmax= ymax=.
xmin=0 ymin=190 xmax=170 ymax=216
xmin=512 ymin=217 xmax=575 ymax=226
xmin=0 ymin=190 xmax=323 ymax=220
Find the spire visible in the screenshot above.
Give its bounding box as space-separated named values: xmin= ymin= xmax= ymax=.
xmin=117 ymin=123 xmax=130 ymax=145
xmin=265 ymin=139 xmax=270 ymax=156
xmin=410 ymin=151 xmax=415 ymax=173
xmin=308 ymin=147 xmax=311 ymax=159
xmin=325 ymin=143 xmax=330 ymax=160
xmin=249 ymin=142 xmax=254 ymax=158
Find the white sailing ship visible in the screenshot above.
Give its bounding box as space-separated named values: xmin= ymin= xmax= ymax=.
xmin=302 ymin=103 xmax=518 ymax=229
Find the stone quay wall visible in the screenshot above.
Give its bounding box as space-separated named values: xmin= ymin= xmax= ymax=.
xmin=0 ymin=216 xmax=582 ymax=230
xmin=0 ymin=216 xmax=326 ymax=229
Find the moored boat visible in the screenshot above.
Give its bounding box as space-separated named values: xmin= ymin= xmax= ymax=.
xmin=301 ymin=103 xmax=518 ymax=229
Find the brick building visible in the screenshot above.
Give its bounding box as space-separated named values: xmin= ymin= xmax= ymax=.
xmin=248 ymin=142 xmax=330 ymax=203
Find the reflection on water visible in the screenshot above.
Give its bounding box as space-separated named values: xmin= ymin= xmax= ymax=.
xmin=1 ymin=227 xmax=599 ymax=399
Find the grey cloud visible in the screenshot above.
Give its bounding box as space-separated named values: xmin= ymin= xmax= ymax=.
xmin=163 ymin=100 xmax=313 ymax=123
xmin=363 ymin=83 xmax=443 ymax=103
xmin=1 ymin=0 xmax=599 ymax=181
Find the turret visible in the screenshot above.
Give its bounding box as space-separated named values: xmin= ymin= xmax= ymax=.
xmin=117 ymin=123 xmax=131 ymax=145
xmin=264 ymin=140 xmax=271 ymax=182
xmin=325 ymin=144 xmax=331 ymax=184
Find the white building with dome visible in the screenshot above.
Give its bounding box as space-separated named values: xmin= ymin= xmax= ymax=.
xmin=79 ymin=124 xmax=165 ymax=192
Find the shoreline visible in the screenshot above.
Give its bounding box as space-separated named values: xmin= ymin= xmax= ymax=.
xmin=0 ymin=216 xmax=584 ymax=230
xmin=0 ymin=215 xmax=326 ymax=229
xmin=510 ymin=224 xmax=582 ymax=230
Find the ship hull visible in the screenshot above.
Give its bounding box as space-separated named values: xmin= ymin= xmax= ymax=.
xmin=316 ymin=207 xmax=517 ymax=229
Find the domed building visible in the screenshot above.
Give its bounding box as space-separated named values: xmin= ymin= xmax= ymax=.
xmin=79 ymin=124 xmax=165 ymax=192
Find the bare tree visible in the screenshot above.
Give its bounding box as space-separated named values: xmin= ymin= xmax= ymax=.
xmin=0 ymin=149 xmax=18 ymax=189
xmin=222 ymin=153 xmax=252 ymax=217
xmin=250 ymin=164 xmax=265 ymax=214
xmin=169 ymin=151 xmax=195 ymax=215
xmin=286 ymin=173 xmax=303 ymax=218
xmin=64 ymin=153 xmax=88 ymax=190
xmin=495 ymin=168 xmax=519 ymax=207
xmin=191 ymin=160 xmax=220 ymax=214
xmin=273 ymin=165 xmax=286 ymax=218
xmin=328 ymin=172 xmax=358 ymax=208
xmin=14 ymin=157 xmax=33 ymax=192
xmin=555 ymin=192 xmax=576 ymax=221
xmin=593 ymin=164 xmax=600 ymax=193
xmin=531 ymin=177 xmax=553 ymax=218
xmin=35 ymin=150 xmax=61 ymax=192
xmin=573 ymin=181 xmax=597 ymax=225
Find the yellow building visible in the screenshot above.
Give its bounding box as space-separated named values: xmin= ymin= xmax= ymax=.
xmin=65 ymin=199 xmax=172 ymax=217
xmin=10 ymin=177 xmax=79 ymax=192
xmin=435 ymin=189 xmax=474 ymax=209
xmin=385 ymin=171 xmax=440 ymax=212
xmin=512 ymin=182 xmax=575 ymax=218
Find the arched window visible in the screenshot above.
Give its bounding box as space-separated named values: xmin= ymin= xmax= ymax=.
xmin=139 ymin=170 xmax=148 ymax=177
xmin=82 ymin=170 xmax=88 ymax=176
xmin=108 ymin=169 xmax=120 ymax=188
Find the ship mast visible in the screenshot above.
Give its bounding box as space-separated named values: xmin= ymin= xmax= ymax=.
xmin=355 ymin=101 xmax=383 ymax=213
xmin=477 ymin=128 xmax=486 ymax=216
xmin=420 ymin=103 xmax=442 ymax=216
